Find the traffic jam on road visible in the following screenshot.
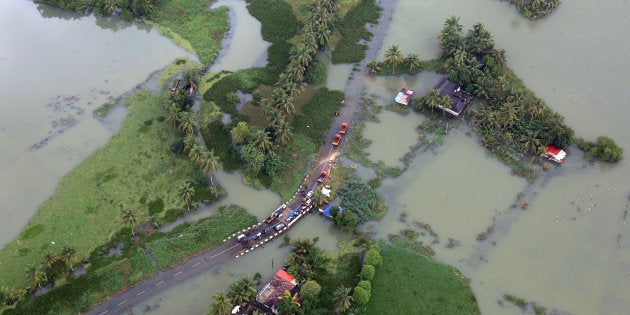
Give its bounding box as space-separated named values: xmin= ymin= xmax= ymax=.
xmin=235 ymin=122 xmax=348 ymax=249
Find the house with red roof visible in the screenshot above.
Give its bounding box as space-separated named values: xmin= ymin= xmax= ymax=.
xmin=256 ymin=269 xmax=299 ymax=312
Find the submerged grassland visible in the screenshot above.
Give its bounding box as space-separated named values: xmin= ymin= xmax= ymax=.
xmin=0 ymin=90 xmax=201 ymax=288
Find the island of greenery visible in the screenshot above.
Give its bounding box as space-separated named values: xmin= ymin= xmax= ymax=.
xmin=505 ymin=0 xmax=561 ymax=20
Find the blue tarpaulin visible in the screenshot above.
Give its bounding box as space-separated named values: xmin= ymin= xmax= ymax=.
xmin=321 ymin=204 xmax=342 ymax=218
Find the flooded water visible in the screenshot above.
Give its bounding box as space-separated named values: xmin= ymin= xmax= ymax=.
xmin=208 ymin=0 xmax=270 ymax=72
xmin=0 ymin=1 xmax=196 ymax=247
xmin=362 ymin=110 xmax=422 ymax=167
xmin=133 ymin=214 xmax=349 ymax=314
xmin=4 ymin=0 xmax=630 ymax=314
xmin=362 ymin=0 xmax=630 ymax=314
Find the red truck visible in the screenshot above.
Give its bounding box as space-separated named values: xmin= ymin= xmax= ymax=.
xmin=317 ymin=171 xmax=329 ymax=183
xmin=339 ymin=122 xmax=348 ymax=134
xmin=332 ymin=134 xmax=342 ymax=146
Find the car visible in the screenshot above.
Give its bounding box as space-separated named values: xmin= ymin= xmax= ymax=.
xmin=332 ymin=134 xmax=342 ymax=146
xmin=339 ymin=122 xmax=348 ymax=134
xmin=306 ymin=191 xmax=314 ymax=199
xmin=274 ymin=223 xmax=286 ymax=231
xmin=237 ymin=234 xmax=247 ymax=242
xmin=317 ymin=171 xmax=329 ymax=183
xmin=264 ymin=216 xmax=275 ymax=223
xmin=302 ymin=199 xmax=313 ymax=210
xmin=286 ymin=215 xmax=294 ymax=221
xmin=253 ymin=232 xmax=262 ymax=239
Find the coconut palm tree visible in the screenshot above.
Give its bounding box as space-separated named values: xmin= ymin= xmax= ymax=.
xmin=405 ymin=53 xmax=422 ymax=71
xmin=59 ymin=246 xmax=77 ymax=271
xmin=312 ymin=188 xmax=329 ymax=207
xmin=188 ymin=144 xmax=204 ymax=165
xmin=182 ymin=68 xmax=199 ymax=93
xmin=26 ymin=265 xmax=48 ymax=289
xmin=333 ymin=286 xmax=353 ymax=313
xmin=366 ymin=61 xmax=381 ymax=74
xmin=424 ymin=88 xmax=441 ymax=111
xmin=201 ymin=150 xmax=221 ymax=186
xmin=277 ymin=290 xmax=301 ymax=315
xmin=227 ymin=276 xmax=257 ymax=306
xmin=209 ymin=290 xmax=231 ymax=315
xmin=254 ymin=130 xmax=274 ymax=154
xmin=121 ymin=209 xmax=138 ymax=236
xmin=520 ymin=130 xmax=542 ymax=155
xmin=42 ymin=252 xmax=58 ymax=272
xmin=384 ymin=45 xmax=404 ymax=74
xmin=178 ymin=111 xmax=198 ymax=136
xmin=183 ymin=133 xmax=197 ymax=154
xmin=176 ymin=182 xmax=196 ymax=212
xmin=274 ymin=119 xmax=293 ymax=146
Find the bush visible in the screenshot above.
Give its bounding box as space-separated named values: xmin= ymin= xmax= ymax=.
xmin=200 ymin=120 xmax=242 ymax=171
xmin=576 ymin=136 xmax=623 ymax=163
xmin=364 ymin=248 xmax=382 ymax=267
xmin=339 ymin=176 xmax=386 ymax=223
xmin=300 ymin=280 xmax=322 ymax=302
xmin=360 ymin=264 xmax=375 ymax=281
xmin=352 ymin=286 xmax=370 ymax=305
xmin=357 ymin=280 xmax=371 ymax=291
xmin=306 ymin=59 xmax=328 ymax=84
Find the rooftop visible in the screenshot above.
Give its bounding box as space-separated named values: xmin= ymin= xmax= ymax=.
xmin=434 ymin=77 xmax=474 ymax=116
xmin=256 ymin=269 xmax=298 ymax=308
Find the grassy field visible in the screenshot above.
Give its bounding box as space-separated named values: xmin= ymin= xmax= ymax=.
xmin=366 ymin=243 xmax=480 ymax=315
xmin=0 ymin=90 xmax=200 ymax=288
xmin=4 ymin=206 xmax=255 ymax=314
xmin=152 ymin=0 xmax=229 ymax=65
xmin=157 ymin=58 xmax=201 ymax=90
xmin=145 ymin=205 xmax=257 ymax=267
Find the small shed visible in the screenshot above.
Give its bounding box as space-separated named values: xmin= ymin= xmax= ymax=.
xmin=395 ymin=88 xmax=415 ymax=105
xmin=433 ymin=77 xmax=474 ymax=116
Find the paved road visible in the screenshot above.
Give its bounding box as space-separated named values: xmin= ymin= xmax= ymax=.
xmin=85 ymin=1 xmax=398 ymax=314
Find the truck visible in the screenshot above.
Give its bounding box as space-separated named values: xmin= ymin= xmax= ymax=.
xmin=317 ymin=171 xmax=329 ymax=183
xmin=332 ymin=134 xmax=342 ymax=146
xmin=339 ymin=122 xmax=348 ymax=134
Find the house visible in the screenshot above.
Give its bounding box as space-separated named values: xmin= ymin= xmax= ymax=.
xmin=433 ymin=77 xmax=474 ymax=116
xmin=394 ymin=88 xmax=415 ymax=105
xmin=256 ymin=269 xmax=298 ymax=311
xmin=545 ymin=144 xmax=566 ymax=163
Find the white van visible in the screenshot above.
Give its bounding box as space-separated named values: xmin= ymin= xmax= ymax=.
xmin=237 ymin=234 xmax=247 ymax=242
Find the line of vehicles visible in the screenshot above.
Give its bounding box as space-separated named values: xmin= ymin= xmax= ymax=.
xmin=332 ymin=122 xmax=348 ymax=147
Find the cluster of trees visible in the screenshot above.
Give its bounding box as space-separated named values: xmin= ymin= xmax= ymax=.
xmin=165 ymin=70 xmax=222 ymax=192
xmin=352 ymin=245 xmax=381 ymax=307
xmin=334 ymin=176 xmax=387 ymax=231
xmin=575 ymin=136 xmax=623 ymax=163
xmin=18 ymin=246 xmax=78 ymax=296
xmin=437 ymin=16 xmax=575 ymax=163
xmin=507 ymin=0 xmax=561 ymax=20
xmin=38 ymin=0 xmax=161 ymax=19
xmin=257 ymin=0 xmax=339 ymax=146
xmin=368 ymin=45 xmax=422 ymax=74
xmin=208 ymin=275 xmax=259 ymax=315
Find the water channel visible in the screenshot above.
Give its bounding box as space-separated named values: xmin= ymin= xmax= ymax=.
xmin=1 ymin=0 xmax=629 ymax=314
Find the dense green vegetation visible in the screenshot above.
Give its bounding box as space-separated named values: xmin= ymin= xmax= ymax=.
xmin=200 ymin=120 xmax=243 ymax=172
xmin=366 ymin=242 xmax=480 ymax=315
xmin=0 ymin=90 xmax=208 ymax=289
xmin=507 ymin=0 xmax=561 ymax=20
xmin=292 ymin=88 xmax=344 ymax=143
xmin=331 ymin=0 xmax=381 ymax=63
xmin=575 ymin=136 xmax=623 ymax=163
xmin=145 ymin=205 xmax=257 ymax=267
xmin=36 ymin=0 xmax=161 ymax=19
xmin=4 ymin=206 xmax=254 ymax=314
xmin=151 ymin=0 xmax=229 ymax=65
xmin=335 ymin=175 xmax=387 ymax=230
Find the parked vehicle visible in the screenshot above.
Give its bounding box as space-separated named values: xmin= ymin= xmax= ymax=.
xmin=237 ymin=234 xmax=247 ymax=242
xmin=317 ymin=171 xmax=329 ymax=183
xmin=306 ymin=190 xmax=314 ymax=199
xmin=339 ymin=122 xmax=348 ymax=134
xmin=274 ymin=223 xmax=286 ymax=231
xmin=264 ymin=216 xmax=275 ymax=223
xmin=332 ymin=134 xmax=342 ymax=146
xmin=253 ymin=232 xmax=262 ymax=239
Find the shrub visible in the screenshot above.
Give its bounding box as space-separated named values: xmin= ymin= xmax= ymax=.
xmin=360 ymin=264 xmax=375 ymax=281
xmin=357 ymin=280 xmax=371 ymax=292
xmin=364 ymin=248 xmax=382 ymax=267
xmin=306 ymin=59 xmax=328 ymax=84
xmin=352 ymin=286 xmax=370 ymax=305
xmin=576 ymin=136 xmax=623 ymax=163
xmin=300 ymin=280 xmax=322 ymax=302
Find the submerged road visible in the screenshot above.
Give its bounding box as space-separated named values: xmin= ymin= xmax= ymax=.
xmin=85 ymin=1 xmax=398 ymax=314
